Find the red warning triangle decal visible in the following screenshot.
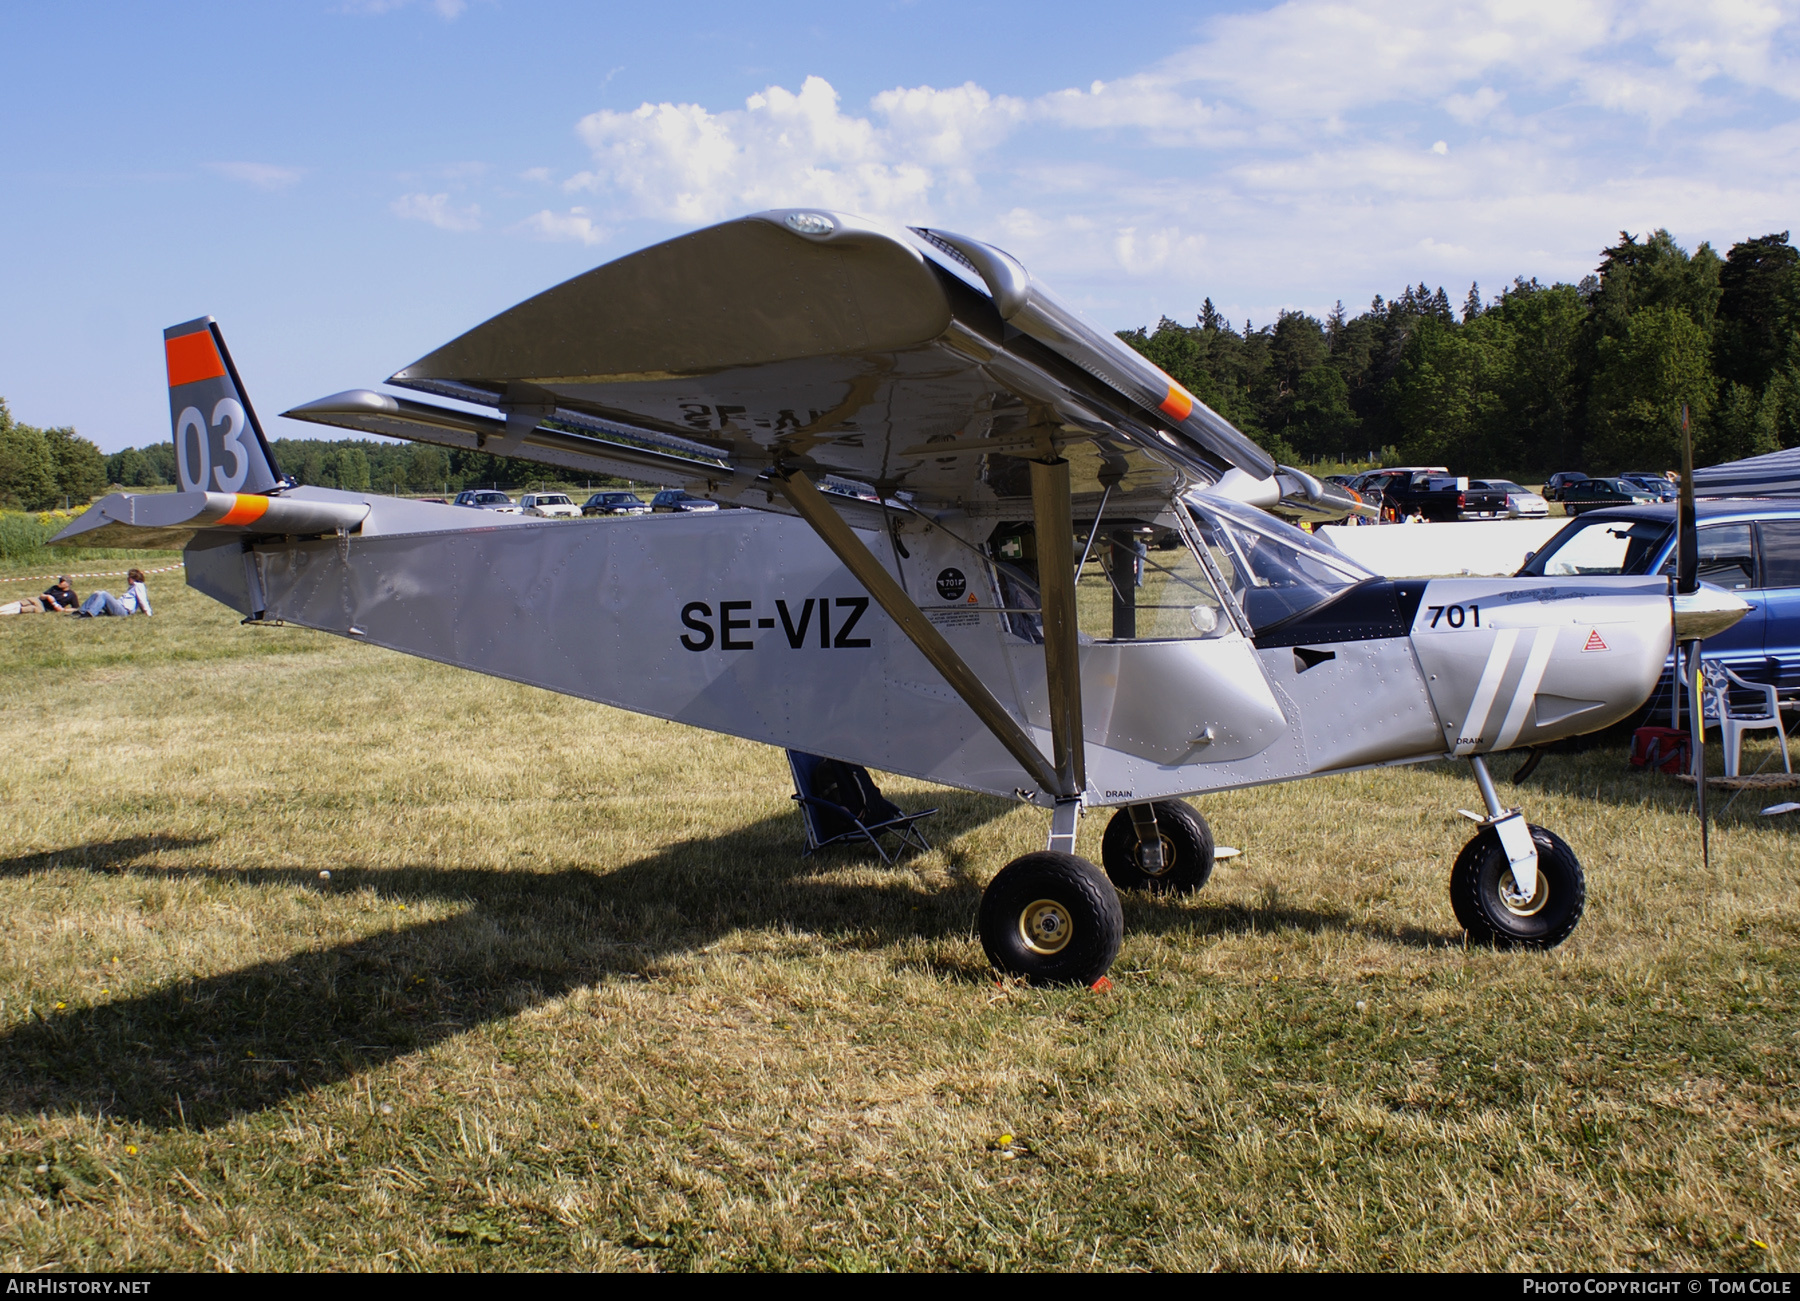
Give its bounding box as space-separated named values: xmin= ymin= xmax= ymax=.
xmin=1583 ymin=629 xmax=1608 ymax=652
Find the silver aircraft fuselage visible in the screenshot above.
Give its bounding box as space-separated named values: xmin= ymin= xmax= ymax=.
xmin=181 ymin=488 xmax=1677 ymax=808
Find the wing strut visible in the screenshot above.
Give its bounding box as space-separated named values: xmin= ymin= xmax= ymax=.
xmin=1029 ymin=457 xmax=1087 ymax=847
xmin=773 ymin=467 xmax=1067 ymax=800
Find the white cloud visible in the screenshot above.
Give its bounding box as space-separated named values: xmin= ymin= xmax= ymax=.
xmin=340 ymin=0 xmax=466 ymax=17
xmin=869 ymin=82 xmax=1028 ymax=164
xmin=548 ymin=0 xmax=1800 ymax=327
xmin=390 ymin=192 xmax=481 ymax=232
xmin=515 ymin=207 xmax=607 ymax=245
xmin=570 ymin=75 xmax=956 ymax=224
xmin=1112 ymin=226 xmax=1211 ymax=276
xmin=208 ymin=162 xmax=304 ymax=191
xmin=1037 ymin=76 xmax=1231 ymax=146
xmin=519 ymin=167 xmax=553 ymax=183
xmin=1444 ymin=86 xmax=1506 ymax=124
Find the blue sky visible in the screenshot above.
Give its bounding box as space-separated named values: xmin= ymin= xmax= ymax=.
xmin=4 ymin=0 xmax=1798 ymax=452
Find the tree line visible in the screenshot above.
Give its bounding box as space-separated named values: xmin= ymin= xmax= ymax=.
xmin=1121 ymin=229 xmax=1800 ymax=476
xmin=102 ymin=437 xmax=595 ymax=497
xmin=0 ymin=399 xmax=108 ymax=510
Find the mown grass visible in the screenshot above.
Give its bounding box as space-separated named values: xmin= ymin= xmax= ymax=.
xmin=0 ymin=570 xmax=1795 ymax=1271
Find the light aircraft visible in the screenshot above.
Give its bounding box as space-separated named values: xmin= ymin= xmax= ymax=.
xmin=56 ymin=210 xmax=1750 ymax=985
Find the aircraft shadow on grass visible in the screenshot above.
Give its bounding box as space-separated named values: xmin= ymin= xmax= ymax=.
xmin=0 ymin=802 xmax=1460 ymax=1130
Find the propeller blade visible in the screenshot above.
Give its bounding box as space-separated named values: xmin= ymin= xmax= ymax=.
xmin=1686 ymin=642 xmax=1710 ymax=869
xmin=1678 ymin=403 xmax=1699 ymax=595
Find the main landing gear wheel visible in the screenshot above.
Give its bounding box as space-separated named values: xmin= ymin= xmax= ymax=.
xmin=1449 ymin=823 xmax=1586 ymax=949
xmin=1100 ymin=800 xmax=1214 ymax=894
xmin=978 ymin=852 xmax=1123 ymax=986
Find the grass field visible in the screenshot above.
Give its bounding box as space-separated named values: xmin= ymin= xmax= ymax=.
xmin=0 ymin=556 xmax=1795 ymax=1272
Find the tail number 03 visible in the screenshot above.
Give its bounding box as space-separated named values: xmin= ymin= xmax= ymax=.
xmin=175 ymin=398 xmax=252 ymax=492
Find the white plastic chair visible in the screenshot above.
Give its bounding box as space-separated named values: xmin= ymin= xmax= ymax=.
xmin=1700 ymin=660 xmax=1793 ymax=777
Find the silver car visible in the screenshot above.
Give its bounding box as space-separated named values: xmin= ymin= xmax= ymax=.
xmin=453 ymin=490 xmax=520 ymax=514
xmin=1471 ymin=479 xmax=1549 ymax=518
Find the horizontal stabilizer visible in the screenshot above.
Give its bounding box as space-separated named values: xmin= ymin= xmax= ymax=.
xmin=50 ymin=491 xmax=371 ymax=550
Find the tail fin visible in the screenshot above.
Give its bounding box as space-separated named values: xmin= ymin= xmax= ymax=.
xmin=164 ymin=317 xmax=284 ymax=494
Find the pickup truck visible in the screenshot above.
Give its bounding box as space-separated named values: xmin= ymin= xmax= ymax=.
xmin=1353 ymin=471 xmax=1508 ymax=522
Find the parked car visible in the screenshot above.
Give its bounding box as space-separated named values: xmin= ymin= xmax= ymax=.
xmin=1469 ymin=479 xmax=1550 ymax=518
xmin=1542 ymin=472 xmax=1588 ymax=501
xmin=453 ymin=490 xmax=520 ymax=514
xmin=1559 ymin=477 xmax=1661 ymax=515
xmin=1518 ymin=498 xmax=1800 ymax=719
xmin=1618 ymin=472 xmax=1678 ymax=501
xmin=1351 ymin=471 xmax=1509 ymax=521
xmin=518 ymin=492 xmax=581 ymax=519
xmin=582 ymin=491 xmax=649 ymax=516
xmin=649 ymin=489 xmax=720 ymax=513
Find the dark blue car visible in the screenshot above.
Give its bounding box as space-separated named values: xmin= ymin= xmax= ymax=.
xmin=1518 ymin=499 xmax=1800 ymax=719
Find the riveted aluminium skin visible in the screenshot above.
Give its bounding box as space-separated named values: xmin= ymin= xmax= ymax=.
xmin=775 ymin=465 xmax=1065 ymax=797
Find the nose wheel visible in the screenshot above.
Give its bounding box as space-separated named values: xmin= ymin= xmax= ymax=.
xmin=1450 ymin=822 xmax=1585 ymax=948
xmin=979 ymin=851 xmax=1123 ymax=986
xmin=1453 ymin=756 xmax=1585 ymax=947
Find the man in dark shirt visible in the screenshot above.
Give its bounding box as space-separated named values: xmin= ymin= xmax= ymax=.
xmin=42 ymin=576 xmax=79 ymax=611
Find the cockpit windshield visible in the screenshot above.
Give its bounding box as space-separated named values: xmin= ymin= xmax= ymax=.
xmin=1517 ymin=518 xmax=1672 ymax=577
xmin=1184 ymin=493 xmax=1373 ymax=631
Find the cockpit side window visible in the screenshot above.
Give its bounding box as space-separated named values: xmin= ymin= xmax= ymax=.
xmin=982 ymin=510 xmax=1237 ymax=644
xmin=1184 ymin=494 xmax=1372 ymax=632
xmin=1073 ymin=510 xmax=1235 ymax=642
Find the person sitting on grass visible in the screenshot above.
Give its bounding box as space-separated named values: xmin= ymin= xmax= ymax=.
xmin=0 ymin=575 xmax=79 ymax=616
xmin=42 ymin=575 xmax=78 ymax=611
xmin=78 ymin=569 xmax=152 ymax=619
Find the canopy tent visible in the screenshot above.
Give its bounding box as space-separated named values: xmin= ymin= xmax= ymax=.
xmin=1693 ymin=445 xmax=1800 ymax=498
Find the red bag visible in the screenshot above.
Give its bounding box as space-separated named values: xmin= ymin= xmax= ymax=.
xmin=1630 ymin=726 xmax=1690 ymax=774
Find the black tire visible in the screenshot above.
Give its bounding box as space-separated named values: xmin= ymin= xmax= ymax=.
xmin=978 ymin=852 xmax=1123 ymax=986
xmin=1100 ymin=801 xmax=1215 ymax=894
xmin=1449 ymin=823 xmax=1585 ymax=949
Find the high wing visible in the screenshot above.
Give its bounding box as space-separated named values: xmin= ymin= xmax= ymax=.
xmin=286 ymin=210 xmax=1314 ymax=523
xmin=42 ymin=220 xmax=1720 ymax=977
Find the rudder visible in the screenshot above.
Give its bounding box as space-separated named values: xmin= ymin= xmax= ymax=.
xmin=165 ymin=317 xmax=284 ymax=494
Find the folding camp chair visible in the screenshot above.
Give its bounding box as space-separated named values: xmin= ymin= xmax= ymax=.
xmin=786 ymin=750 xmax=938 ymax=862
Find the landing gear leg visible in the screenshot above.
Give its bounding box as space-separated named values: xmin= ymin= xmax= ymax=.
xmin=1450 ymin=755 xmax=1586 ymax=948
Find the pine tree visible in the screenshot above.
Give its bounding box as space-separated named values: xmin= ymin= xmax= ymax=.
xmin=1715 ymin=232 xmax=1799 ymax=391
xmin=1463 ymin=283 xmax=1483 ymax=323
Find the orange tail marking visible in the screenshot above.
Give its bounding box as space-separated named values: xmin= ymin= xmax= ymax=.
xmin=1158 ymin=382 xmax=1194 ymax=422
xmin=165 ymin=330 xmax=227 ymax=388
xmin=216 ymin=495 xmax=270 ymax=526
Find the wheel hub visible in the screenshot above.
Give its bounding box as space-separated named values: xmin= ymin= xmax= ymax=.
xmin=1499 ymin=865 xmax=1549 ymax=916
xmin=1019 ymin=898 xmax=1074 ymax=954
xmin=1136 ymin=833 xmax=1177 ymax=877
